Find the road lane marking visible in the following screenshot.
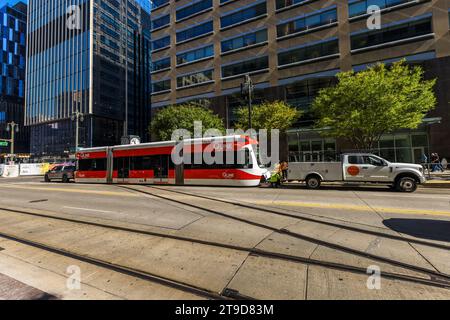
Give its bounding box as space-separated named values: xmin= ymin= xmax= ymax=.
xmin=3 ymin=184 xmax=450 ymax=217
xmin=1 ymin=185 xmax=138 ymax=197
xmin=63 ymin=206 xmax=115 ymax=214
xmin=250 ymin=200 xmax=450 ymax=217
xmin=355 ymin=193 xmax=450 ymax=200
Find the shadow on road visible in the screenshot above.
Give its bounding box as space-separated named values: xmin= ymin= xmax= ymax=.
xmin=383 ymin=218 xmax=450 ymax=242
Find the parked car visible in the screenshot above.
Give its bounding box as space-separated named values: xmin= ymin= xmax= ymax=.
xmin=287 ymin=153 xmax=426 ymax=192
xmin=44 ymin=165 xmax=76 ymax=183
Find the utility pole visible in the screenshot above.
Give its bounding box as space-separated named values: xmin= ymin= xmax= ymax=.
xmin=71 ymin=111 xmax=84 ymax=152
xmin=123 ymin=0 xmax=129 ymax=137
xmin=241 ymin=74 xmax=254 ymax=130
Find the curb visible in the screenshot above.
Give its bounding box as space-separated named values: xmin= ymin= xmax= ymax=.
xmin=421 ymin=183 xmax=450 ymax=189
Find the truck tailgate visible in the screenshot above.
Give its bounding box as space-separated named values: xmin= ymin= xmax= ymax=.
xmin=289 ymin=162 xmax=343 ymax=181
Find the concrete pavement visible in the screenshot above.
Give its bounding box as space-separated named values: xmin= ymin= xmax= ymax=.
xmin=0 ymin=177 xmax=448 ymax=299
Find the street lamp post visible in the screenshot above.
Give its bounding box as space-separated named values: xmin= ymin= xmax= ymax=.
xmin=71 ymin=111 xmax=84 ymax=152
xmin=241 ymin=74 xmax=254 ymax=130
xmin=6 ymin=121 xmax=19 ymax=155
xmin=2 ymin=121 xmax=19 ymax=162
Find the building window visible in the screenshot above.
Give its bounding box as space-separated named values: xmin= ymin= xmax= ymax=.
xmin=221 ymin=29 xmax=268 ymax=53
xmin=276 ymin=0 xmax=318 ymax=11
xmin=176 ymin=21 xmax=213 ymax=43
xmin=151 ymin=14 xmax=170 ymax=30
xmin=351 ymin=17 xmax=433 ymax=51
xmin=152 ymin=57 xmax=171 ymax=73
xmin=152 ymin=0 xmax=169 ymax=9
xmin=176 ymin=0 xmax=213 ymax=22
xmin=278 ymin=39 xmax=339 ymax=68
xmin=287 ymin=135 xmax=337 ymax=162
xmin=152 ymin=79 xmax=171 ymax=93
xmin=277 ymin=9 xmax=337 ymax=39
xmin=220 ymin=2 xmax=267 ymax=29
xmin=176 ymin=45 xmax=214 ymax=65
xmin=152 ymin=36 xmax=170 ymax=51
xmin=349 ymin=0 xmax=417 ymax=18
xmin=222 ymin=56 xmax=269 ymax=78
xmin=177 ymin=69 xmax=213 ymax=88
xmin=285 ymin=76 xmax=336 ymax=126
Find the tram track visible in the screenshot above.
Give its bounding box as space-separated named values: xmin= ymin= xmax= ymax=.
xmin=0 ymin=230 xmax=230 ymax=300
xmin=148 ymin=185 xmax=450 ymax=251
xmin=0 ymin=204 xmax=449 ymax=290
xmin=116 ymin=185 xmax=450 ymax=285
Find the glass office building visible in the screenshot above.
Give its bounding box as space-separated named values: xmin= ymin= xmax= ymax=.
xmin=25 ymin=0 xmax=151 ymax=156
xmin=0 ymin=1 xmax=29 ymax=156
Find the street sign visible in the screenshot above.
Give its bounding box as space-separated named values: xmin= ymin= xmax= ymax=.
xmin=0 ymin=141 xmax=8 ymax=147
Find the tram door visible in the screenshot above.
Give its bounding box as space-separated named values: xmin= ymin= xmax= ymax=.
xmin=117 ymin=157 xmax=130 ymax=182
xmin=153 ymin=155 xmax=169 ymax=183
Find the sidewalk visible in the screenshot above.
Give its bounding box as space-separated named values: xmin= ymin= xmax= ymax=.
xmin=422 ymin=170 xmax=450 ymax=188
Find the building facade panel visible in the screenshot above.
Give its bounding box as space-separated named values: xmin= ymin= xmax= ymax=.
xmin=150 ymin=0 xmax=450 ymax=161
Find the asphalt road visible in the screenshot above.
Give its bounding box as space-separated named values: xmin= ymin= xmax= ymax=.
xmin=0 ymin=176 xmax=448 ymax=299
xmin=1 ymin=176 xmax=449 ymax=230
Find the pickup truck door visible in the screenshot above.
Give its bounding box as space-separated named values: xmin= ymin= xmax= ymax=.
xmin=361 ymin=155 xmax=392 ymax=182
xmin=342 ymin=155 xmax=367 ymax=181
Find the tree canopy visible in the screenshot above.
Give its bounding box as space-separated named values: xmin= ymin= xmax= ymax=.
xmin=149 ymin=104 xmax=225 ymax=141
xmin=234 ymin=100 xmax=300 ymax=133
xmin=311 ymin=60 xmax=436 ymax=150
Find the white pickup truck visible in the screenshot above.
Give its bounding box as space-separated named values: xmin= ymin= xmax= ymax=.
xmin=287 ymin=153 xmax=426 ymax=192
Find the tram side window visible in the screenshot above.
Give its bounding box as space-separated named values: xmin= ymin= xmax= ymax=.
xmin=130 ymin=155 xmax=174 ymax=170
xmin=185 ymin=150 xmax=250 ymax=169
xmin=131 ymin=156 xmax=153 ymax=170
xmin=78 ymin=159 xmax=107 ymax=171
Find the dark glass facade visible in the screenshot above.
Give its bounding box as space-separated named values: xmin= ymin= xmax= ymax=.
xmin=26 ymin=0 xmax=151 ymax=156
xmin=176 ymin=20 xmax=213 ymax=43
xmin=221 ymin=29 xmax=267 ymax=53
xmin=0 ymin=1 xmax=29 ymax=155
xmin=221 ymin=56 xmax=269 ymax=78
xmin=276 ymin=8 xmax=337 ymax=38
xmin=220 ymin=1 xmax=267 ymax=29
xmin=351 ymin=16 xmax=433 ymax=51
xmin=176 ymin=45 xmax=214 ymax=65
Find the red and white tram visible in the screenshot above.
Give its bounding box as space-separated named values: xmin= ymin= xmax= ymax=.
xmin=75 ymin=135 xmax=266 ymax=187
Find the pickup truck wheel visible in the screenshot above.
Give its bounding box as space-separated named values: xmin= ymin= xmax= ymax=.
xmin=306 ymin=176 xmax=321 ymax=189
xmin=62 ymin=174 xmax=69 ymax=183
xmin=44 ymin=174 xmax=50 ymax=182
xmin=396 ymin=177 xmax=417 ymax=193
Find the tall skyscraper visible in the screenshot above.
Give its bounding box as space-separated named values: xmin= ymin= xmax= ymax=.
xmin=150 ymin=0 xmax=450 ymax=162
xmin=0 ymin=0 xmax=29 ymax=156
xmin=25 ymin=0 xmax=151 ymax=157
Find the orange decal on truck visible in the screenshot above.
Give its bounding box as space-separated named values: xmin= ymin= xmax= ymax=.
xmin=347 ymin=166 xmax=360 ymax=176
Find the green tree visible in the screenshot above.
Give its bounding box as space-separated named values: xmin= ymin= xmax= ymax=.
xmin=234 ymin=100 xmax=300 ymax=132
xmin=312 ymin=60 xmax=436 ymax=150
xmin=149 ymin=104 xmax=225 ymax=141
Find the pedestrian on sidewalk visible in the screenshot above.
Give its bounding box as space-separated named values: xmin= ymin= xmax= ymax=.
xmin=431 ymin=153 xmax=444 ymax=172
